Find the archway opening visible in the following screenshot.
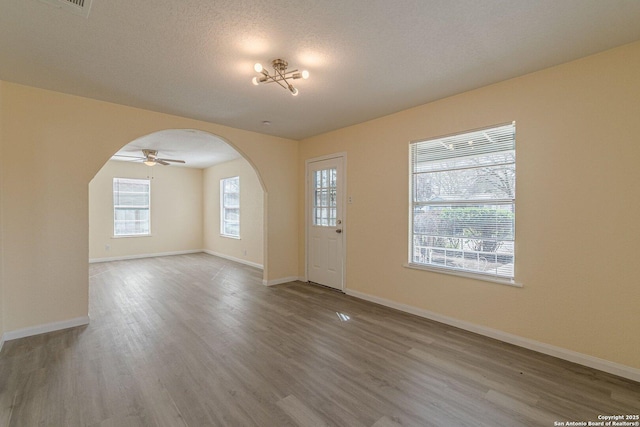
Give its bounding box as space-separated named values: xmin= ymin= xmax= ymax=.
xmin=88 ymin=129 xmax=267 ymax=282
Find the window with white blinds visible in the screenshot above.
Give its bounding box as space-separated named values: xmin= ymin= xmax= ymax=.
xmin=220 ymin=176 xmax=240 ymax=238
xmin=113 ymin=178 xmax=150 ymax=236
xmin=410 ymin=122 xmax=516 ymax=280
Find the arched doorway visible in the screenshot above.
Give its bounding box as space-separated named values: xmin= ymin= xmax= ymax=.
xmin=88 ymin=129 xmax=267 ymax=282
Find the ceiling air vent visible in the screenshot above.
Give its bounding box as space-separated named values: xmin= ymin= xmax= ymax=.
xmin=38 ymin=0 xmax=93 ymax=18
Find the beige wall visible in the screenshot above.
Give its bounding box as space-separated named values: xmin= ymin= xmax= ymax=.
xmin=203 ymin=158 xmax=264 ymax=267
xmin=299 ymin=41 xmax=640 ymax=369
xmin=89 ymin=160 xmax=203 ymax=260
xmin=0 ymin=81 xmax=4 ymax=340
xmin=0 ymin=82 xmax=298 ymax=332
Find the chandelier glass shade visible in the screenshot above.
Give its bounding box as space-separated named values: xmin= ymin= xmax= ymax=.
xmin=252 ymin=59 xmax=309 ymax=96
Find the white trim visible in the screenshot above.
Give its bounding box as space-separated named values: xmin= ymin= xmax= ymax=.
xmin=262 ymin=276 xmax=302 ymax=287
xmin=304 ymin=152 xmax=348 ymax=164
xmin=403 ymin=263 xmax=523 ymax=288
xmin=203 ymin=250 xmax=263 ymax=269
xmin=89 ymin=249 xmax=202 ymax=263
xmin=2 ymin=316 xmax=90 ymax=343
xmin=345 ymin=289 xmax=640 ymax=383
xmin=219 ymin=234 xmax=241 ymax=240
xmin=0 ymin=334 xmax=5 ymax=352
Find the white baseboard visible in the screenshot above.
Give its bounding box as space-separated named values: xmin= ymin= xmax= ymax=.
xmin=263 ymin=276 xmax=303 ymax=287
xmin=89 ymin=250 xmax=203 ymax=263
xmin=345 ymin=289 xmax=640 ymax=383
xmin=2 ymin=316 xmax=90 ymax=344
xmin=203 ymin=250 xmax=263 ymax=270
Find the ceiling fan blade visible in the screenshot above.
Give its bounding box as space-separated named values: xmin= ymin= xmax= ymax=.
xmin=157 ymin=158 xmax=186 ymax=164
xmin=157 ymin=159 xmax=170 ymax=166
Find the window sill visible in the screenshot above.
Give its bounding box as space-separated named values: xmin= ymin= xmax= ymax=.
xmin=111 ymin=234 xmax=152 ymax=239
xmin=403 ymin=263 xmax=522 ymax=288
xmin=220 ymin=234 xmax=241 ymax=240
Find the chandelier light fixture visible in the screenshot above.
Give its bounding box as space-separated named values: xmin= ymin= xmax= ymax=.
xmin=252 ymin=59 xmax=309 ymax=96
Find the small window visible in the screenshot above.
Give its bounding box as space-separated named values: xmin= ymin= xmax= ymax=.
xmin=220 ymin=176 xmax=240 ymax=237
xmin=313 ymin=168 xmax=337 ymax=227
xmin=409 ymin=122 xmax=516 ymax=280
xmin=113 ymin=178 xmax=150 ymax=236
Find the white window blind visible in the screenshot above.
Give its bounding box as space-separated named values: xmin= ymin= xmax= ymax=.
xmin=410 ymin=122 xmax=516 ymax=279
xmin=113 ymin=178 xmax=150 ymax=236
xmin=220 ymin=176 xmax=240 ymax=237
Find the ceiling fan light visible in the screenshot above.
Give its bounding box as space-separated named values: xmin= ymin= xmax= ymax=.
xmin=144 ymin=160 xmax=157 ymax=166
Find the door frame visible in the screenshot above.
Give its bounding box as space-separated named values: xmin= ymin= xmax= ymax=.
xmin=304 ymin=152 xmax=347 ymax=291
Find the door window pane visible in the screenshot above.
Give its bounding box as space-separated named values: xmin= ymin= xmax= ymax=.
xmin=313 ymin=168 xmax=337 ymax=226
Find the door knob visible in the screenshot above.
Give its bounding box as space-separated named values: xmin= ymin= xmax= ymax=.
xmin=336 ymin=229 xmax=342 ymax=233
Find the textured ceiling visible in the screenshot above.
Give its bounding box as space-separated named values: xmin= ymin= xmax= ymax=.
xmin=1 ymin=0 xmax=640 ymax=142
xmin=111 ymin=129 xmax=241 ymax=169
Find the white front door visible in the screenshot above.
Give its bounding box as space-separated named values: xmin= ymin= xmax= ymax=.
xmin=307 ymin=155 xmax=345 ymax=290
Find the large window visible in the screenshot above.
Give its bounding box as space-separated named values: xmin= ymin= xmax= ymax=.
xmin=409 ymin=122 xmax=516 ymax=280
xmin=113 ymin=178 xmax=150 ymax=236
xmin=220 ymin=176 xmax=240 ymax=237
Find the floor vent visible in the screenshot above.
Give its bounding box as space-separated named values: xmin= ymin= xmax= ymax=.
xmin=38 ymin=0 xmax=92 ymax=18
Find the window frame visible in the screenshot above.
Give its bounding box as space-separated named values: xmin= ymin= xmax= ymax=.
xmin=220 ymin=176 xmax=240 ymax=238
xmin=407 ymin=122 xmax=519 ymax=286
xmin=113 ymin=177 xmax=151 ymax=237
xmin=312 ymin=167 xmax=338 ymax=227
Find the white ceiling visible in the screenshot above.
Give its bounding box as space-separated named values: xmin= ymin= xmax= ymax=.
xmin=112 ymin=129 xmax=241 ymax=169
xmin=2 ymin=0 xmax=640 ymax=144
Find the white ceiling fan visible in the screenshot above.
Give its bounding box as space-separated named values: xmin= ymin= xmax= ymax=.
xmin=114 ymin=149 xmax=186 ymax=166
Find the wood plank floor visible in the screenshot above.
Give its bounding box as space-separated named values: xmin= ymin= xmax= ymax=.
xmin=1 ymin=253 xmax=638 ymax=426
